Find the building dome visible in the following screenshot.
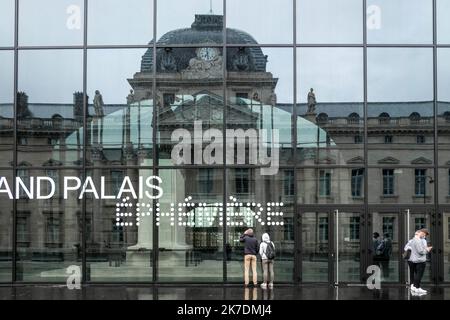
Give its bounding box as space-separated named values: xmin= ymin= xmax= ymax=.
xmin=140 ymin=14 xmax=267 ymax=73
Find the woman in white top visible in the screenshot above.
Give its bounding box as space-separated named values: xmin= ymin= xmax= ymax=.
xmin=259 ymin=233 xmax=275 ymax=289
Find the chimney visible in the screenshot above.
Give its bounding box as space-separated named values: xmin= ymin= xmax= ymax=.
xmin=17 ymin=92 xmax=32 ymax=118
xmin=73 ymin=92 xmax=87 ymax=121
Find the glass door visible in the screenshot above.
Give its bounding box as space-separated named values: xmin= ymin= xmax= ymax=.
xmin=405 ymin=209 xmax=434 ymax=284
xmin=442 ymin=210 xmax=450 ymax=283
xmin=369 ymin=210 xmax=401 ymax=283
xmin=301 ymin=211 xmax=331 ymax=283
xmin=334 ymin=210 xmax=364 ymax=284
xmin=300 ymin=208 xmax=364 ymax=284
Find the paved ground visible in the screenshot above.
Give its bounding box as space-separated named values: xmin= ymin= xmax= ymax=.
xmin=0 ymin=285 xmax=449 ymax=300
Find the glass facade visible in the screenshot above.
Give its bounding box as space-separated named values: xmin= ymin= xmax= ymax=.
xmin=0 ymin=0 xmax=449 ymax=285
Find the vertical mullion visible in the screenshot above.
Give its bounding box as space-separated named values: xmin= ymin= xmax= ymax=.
xmin=82 ymin=0 xmax=88 ymax=284
xmin=292 ymin=0 xmax=301 ymax=285
xmin=363 ymin=0 xmax=370 ymax=282
xmin=222 ymin=0 xmax=227 ymax=284
xmin=432 ymin=0 xmax=440 ymax=285
xmin=152 ymin=0 xmax=158 ymax=284
xmin=12 ymin=0 xmax=19 ymax=284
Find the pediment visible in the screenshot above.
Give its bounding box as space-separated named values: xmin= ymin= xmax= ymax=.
xmin=378 ymin=157 xmax=400 ymax=165
xmin=347 ymin=156 xmax=364 ymax=164
xmin=158 ymin=91 xmax=259 ymax=126
xmin=42 ymin=158 xmax=63 ymax=167
xmin=316 ymin=156 xmax=336 ymax=165
xmin=411 ymin=157 xmax=432 ymax=165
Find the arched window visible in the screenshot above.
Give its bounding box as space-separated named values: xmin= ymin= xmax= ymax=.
xmin=409 ymin=112 xmax=421 ymax=123
xmin=379 ymin=112 xmax=390 ymax=124
xmin=348 ymin=112 xmax=360 ymax=124
xmin=444 ymin=111 xmax=450 ymax=122
xmin=316 ymin=113 xmax=329 ymax=124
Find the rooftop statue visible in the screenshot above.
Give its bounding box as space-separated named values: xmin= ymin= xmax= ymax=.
xmin=307 ymin=88 xmax=317 ymax=113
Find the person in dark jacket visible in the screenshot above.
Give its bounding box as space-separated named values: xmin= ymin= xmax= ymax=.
xmin=379 ymin=233 xmax=393 ymax=278
xmin=239 ymin=228 xmax=259 ymax=287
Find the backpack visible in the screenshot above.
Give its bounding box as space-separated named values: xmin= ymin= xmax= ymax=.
xmin=375 ymin=240 xmax=386 ymax=256
xmin=265 ymin=242 xmax=275 ymax=260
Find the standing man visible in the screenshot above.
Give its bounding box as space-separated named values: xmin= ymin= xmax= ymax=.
xmin=404 ymin=229 xmax=432 ymax=295
xmin=240 ymin=228 xmax=259 ymax=287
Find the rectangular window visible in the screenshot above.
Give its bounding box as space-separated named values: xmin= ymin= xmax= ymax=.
xmin=448 ymin=169 xmax=450 ymax=196
xmin=382 ymin=169 xmax=395 ymax=196
xmin=16 ymin=216 xmax=30 ymax=245
xmin=415 ymin=218 xmax=426 ymax=231
xmin=112 ymin=219 xmax=124 ymax=243
xmin=17 ymin=169 xmax=30 ymax=198
xmin=235 ymin=169 xmax=250 ymax=194
xmin=384 ymin=135 xmax=393 ymax=144
xmin=283 ymin=217 xmax=294 ymax=241
xmin=236 ymin=92 xmax=249 ymax=105
xmin=351 ymin=168 xmax=364 ymax=197
xmin=45 ymin=169 xmax=59 ymax=196
xmin=111 ymin=170 xmax=124 ymax=196
xmin=163 ymin=93 xmax=175 ymax=108
xmin=415 ymin=169 xmax=426 ymax=196
xmin=284 ymin=170 xmax=295 ymax=196
xmin=350 ymin=217 xmax=360 ymax=240
xmin=319 ymin=170 xmax=331 ymax=196
xmin=46 ymin=217 xmax=61 ymax=245
xmin=198 ymin=168 xmax=214 ymax=194
xmin=417 ymin=135 xmax=425 ymax=144
xmin=18 ymin=137 xmax=28 ymax=145
xmin=319 ymin=217 xmax=329 ymax=241
xmin=47 ymin=138 xmax=58 ymax=145
xmin=382 ymin=217 xmax=395 ymax=239
xmin=354 ymin=135 xmax=363 ymax=144
xmin=448 ymin=217 xmax=450 ymax=241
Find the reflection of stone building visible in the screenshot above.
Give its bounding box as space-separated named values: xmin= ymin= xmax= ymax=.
xmin=1 ymin=13 xmax=450 ymax=282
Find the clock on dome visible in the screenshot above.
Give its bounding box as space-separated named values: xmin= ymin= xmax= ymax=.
xmin=197 ymin=47 xmax=219 ymax=61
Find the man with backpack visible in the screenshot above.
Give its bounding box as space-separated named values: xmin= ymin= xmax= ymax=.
xmin=259 ymin=233 xmax=275 ymax=289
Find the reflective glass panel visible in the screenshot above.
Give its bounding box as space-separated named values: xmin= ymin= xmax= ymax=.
xmin=297 ymin=168 xmax=365 ymax=205
xmin=158 ymin=168 xmax=223 ymax=282
xmin=297 ymin=48 xmax=364 ymax=164
xmin=0 ymin=0 xmax=14 ymax=46
xmin=156 ymin=46 xmax=223 ymax=166
xmin=0 ymin=50 xmax=14 ymax=167
xmin=371 ymin=211 xmax=400 ymax=282
xmin=86 ymin=168 xmax=153 ymax=282
xmin=227 ymin=0 xmax=293 ymax=44
xmin=16 ymin=169 xmax=82 ymax=282
xmin=368 ymin=168 xmax=435 ymax=204
xmin=88 ymin=0 xmax=154 ymax=45
xmin=297 ymin=0 xmax=363 ymax=44
xmin=226 ymin=168 xmax=295 ymax=283
xmin=437 ymin=0 xmax=450 ymax=44
xmin=157 ymin=0 xmax=223 ymax=44
xmin=438 ymin=49 xmax=450 ymax=167
xmin=18 ymin=50 xmax=83 ymax=166
xmin=367 ymin=0 xmax=433 ymax=44
xmin=227 ymin=48 xmax=293 ymax=166
xmin=302 ymin=211 xmax=329 ymax=282
xmin=0 ymin=170 xmax=12 ymax=282
xmin=87 ymin=49 xmax=153 ymax=167
xmin=19 ymin=0 xmax=84 ymax=46
xmin=368 ymin=48 xmax=434 ymax=165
